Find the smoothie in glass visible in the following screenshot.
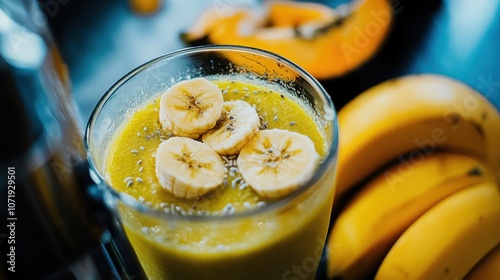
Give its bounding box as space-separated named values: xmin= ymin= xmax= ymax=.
xmin=85 ymin=46 xmax=338 ymax=280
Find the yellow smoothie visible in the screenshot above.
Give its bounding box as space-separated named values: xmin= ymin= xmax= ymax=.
xmin=105 ymin=78 xmax=336 ymax=280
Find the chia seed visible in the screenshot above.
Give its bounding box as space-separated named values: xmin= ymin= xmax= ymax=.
xmin=124 ymin=177 xmax=134 ymax=182
xmin=131 ymin=149 xmax=139 ymax=154
xmin=222 ymin=203 xmax=235 ymax=216
xmin=259 ymin=116 xmax=268 ymax=130
xmin=232 ymin=177 xmax=243 ymax=189
xmin=239 ymin=182 xmax=249 ymax=190
xmin=229 ymin=167 xmax=239 ymax=173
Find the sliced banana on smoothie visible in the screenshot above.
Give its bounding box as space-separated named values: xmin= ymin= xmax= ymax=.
xmin=202 ymin=100 xmax=260 ymax=156
xmin=155 ymin=137 xmax=225 ymax=199
xmin=159 ymin=78 xmax=223 ymax=139
xmin=237 ymin=129 xmax=319 ymax=198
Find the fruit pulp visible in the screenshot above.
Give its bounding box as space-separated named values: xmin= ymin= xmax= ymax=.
xmin=105 ymin=78 xmax=336 ymax=280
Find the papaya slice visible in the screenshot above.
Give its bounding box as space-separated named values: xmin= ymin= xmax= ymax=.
xmin=130 ymin=0 xmax=161 ymax=14
xmin=266 ymin=1 xmax=336 ymax=28
xmin=182 ymin=0 xmax=393 ymax=80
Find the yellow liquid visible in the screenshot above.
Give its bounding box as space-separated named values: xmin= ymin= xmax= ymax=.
xmin=105 ymin=79 xmax=336 ymax=280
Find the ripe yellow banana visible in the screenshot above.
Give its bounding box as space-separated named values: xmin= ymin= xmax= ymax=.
xmin=327 ymin=152 xmax=496 ymax=280
xmin=336 ymin=74 xmax=500 ymax=196
xmin=465 ymin=244 xmax=500 ymax=280
xmin=375 ymin=182 xmax=500 ymax=280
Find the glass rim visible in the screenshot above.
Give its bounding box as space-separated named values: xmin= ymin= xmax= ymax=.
xmin=84 ymin=45 xmax=339 ymax=222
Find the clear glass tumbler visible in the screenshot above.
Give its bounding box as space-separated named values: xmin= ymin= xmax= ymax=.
xmin=85 ymin=45 xmax=338 ymax=280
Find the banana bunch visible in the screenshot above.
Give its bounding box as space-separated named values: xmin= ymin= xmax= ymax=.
xmin=327 ymin=74 xmax=500 ymax=280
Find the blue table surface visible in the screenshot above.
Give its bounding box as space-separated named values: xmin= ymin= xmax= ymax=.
xmin=50 ymin=0 xmax=500 ymax=123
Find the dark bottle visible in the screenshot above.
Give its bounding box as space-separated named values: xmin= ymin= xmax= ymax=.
xmin=0 ymin=2 xmax=144 ymax=279
xmin=0 ymin=18 xmax=105 ymax=280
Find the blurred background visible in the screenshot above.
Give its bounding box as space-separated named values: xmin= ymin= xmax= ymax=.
xmin=41 ymin=0 xmax=500 ymax=123
xmin=1 ymin=0 xmax=499 ymax=279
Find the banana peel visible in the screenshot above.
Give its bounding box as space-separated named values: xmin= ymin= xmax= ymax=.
xmin=327 ymin=74 xmax=500 ymax=279
xmin=336 ymin=74 xmax=500 ymax=197
xmin=327 ymin=152 xmax=496 ymax=279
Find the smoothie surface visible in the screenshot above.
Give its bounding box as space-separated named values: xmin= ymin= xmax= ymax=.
xmin=105 ymin=78 xmax=327 ymax=215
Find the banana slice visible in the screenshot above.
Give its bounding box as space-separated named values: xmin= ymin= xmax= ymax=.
xmin=159 ymin=78 xmax=223 ymax=139
xmin=202 ymin=100 xmax=260 ymax=156
xmin=237 ymin=129 xmax=319 ymax=198
xmin=155 ymin=137 xmax=225 ymax=199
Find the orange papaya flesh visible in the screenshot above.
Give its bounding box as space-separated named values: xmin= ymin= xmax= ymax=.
xmin=267 ymin=1 xmax=335 ymax=27
xmin=130 ymin=0 xmax=161 ymax=14
xmin=182 ymin=0 xmax=393 ymax=80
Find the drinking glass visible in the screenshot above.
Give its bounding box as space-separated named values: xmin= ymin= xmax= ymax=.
xmin=85 ymin=45 xmax=338 ymax=280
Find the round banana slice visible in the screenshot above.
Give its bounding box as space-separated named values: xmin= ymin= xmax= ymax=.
xmin=202 ymin=100 xmax=260 ymax=156
xmin=237 ymin=129 xmax=319 ymax=198
xmin=159 ymin=78 xmax=223 ymax=139
xmin=155 ymin=137 xmax=225 ymax=199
